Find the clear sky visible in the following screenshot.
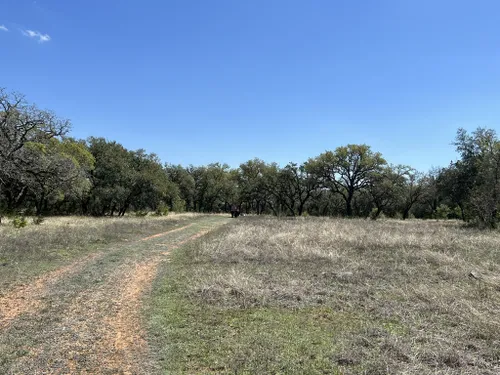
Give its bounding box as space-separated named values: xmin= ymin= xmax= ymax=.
xmin=1 ymin=0 xmax=500 ymax=171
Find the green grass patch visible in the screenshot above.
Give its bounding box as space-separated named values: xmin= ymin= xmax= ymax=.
xmin=150 ymin=282 xmax=361 ymax=374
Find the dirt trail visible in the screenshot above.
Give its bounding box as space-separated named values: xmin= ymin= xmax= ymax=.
xmin=103 ymin=231 xmax=208 ymax=374
xmin=0 ymin=252 xmax=102 ymax=329
xmin=0 ymin=223 xmax=193 ymax=330
xmin=0 ymin=218 xmax=226 ymax=375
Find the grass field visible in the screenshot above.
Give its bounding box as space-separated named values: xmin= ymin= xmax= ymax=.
xmin=149 ymin=217 xmax=500 ymax=374
xmin=0 ymin=213 xmax=202 ymax=290
xmin=2 ymin=215 xmax=500 ymax=374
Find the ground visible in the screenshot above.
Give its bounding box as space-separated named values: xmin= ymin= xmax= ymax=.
xmin=1 ymin=216 xmax=500 ymax=374
xmin=0 ymin=214 xmax=228 ymax=374
xmin=149 ymin=217 xmax=500 ymax=374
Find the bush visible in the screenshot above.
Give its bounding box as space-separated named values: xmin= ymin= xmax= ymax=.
xmin=155 ymin=203 xmax=169 ymax=216
xmin=134 ymin=210 xmax=148 ymax=217
xmin=369 ymin=208 xmax=384 ymax=220
xmin=32 ymin=216 xmax=45 ymax=225
xmin=435 ymin=204 xmax=451 ymax=220
xmin=12 ymin=216 xmax=28 ymax=228
xmin=172 ymin=198 xmax=186 ymax=213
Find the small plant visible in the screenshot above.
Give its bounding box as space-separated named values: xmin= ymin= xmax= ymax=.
xmin=135 ymin=210 xmax=149 ymax=217
xmin=12 ymin=216 xmax=28 ymax=228
xmin=155 ymin=203 xmax=169 ymax=216
xmin=32 ymin=216 xmax=45 ymax=225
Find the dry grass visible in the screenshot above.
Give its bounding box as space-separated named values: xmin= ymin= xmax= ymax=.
xmin=0 ymin=213 xmax=203 ymax=290
xmin=0 ymin=215 xmax=228 ymax=375
xmin=152 ymin=217 xmax=500 ymax=374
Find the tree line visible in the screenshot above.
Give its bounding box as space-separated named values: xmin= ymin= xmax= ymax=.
xmin=1 ymin=88 xmax=500 ymax=227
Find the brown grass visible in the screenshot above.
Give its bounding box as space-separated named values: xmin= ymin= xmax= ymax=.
xmin=0 ymin=214 xmax=201 ymax=289
xmin=168 ymin=217 xmax=500 ymax=373
xmin=0 ymin=252 xmax=101 ymax=329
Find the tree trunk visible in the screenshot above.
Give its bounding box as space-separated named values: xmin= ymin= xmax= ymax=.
xmin=36 ymin=193 xmax=45 ymax=216
xmin=345 ymin=192 xmax=354 ymax=217
xmin=372 ymin=207 xmax=382 ymax=220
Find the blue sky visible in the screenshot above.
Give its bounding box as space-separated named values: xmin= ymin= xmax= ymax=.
xmin=1 ymin=0 xmax=500 ymax=171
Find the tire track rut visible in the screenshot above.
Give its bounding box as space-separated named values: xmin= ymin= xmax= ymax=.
xmin=0 ymin=219 xmax=224 ymax=375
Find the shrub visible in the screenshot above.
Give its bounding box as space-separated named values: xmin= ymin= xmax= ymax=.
xmin=172 ymin=198 xmax=186 ymax=213
xmin=435 ymin=204 xmax=451 ymax=220
xmin=32 ymin=216 xmax=45 ymax=225
xmin=155 ymin=203 xmax=169 ymax=216
xmin=12 ymin=216 xmax=28 ymax=228
xmin=134 ymin=210 xmax=148 ymax=217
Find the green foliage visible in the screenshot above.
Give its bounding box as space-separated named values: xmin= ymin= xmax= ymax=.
xmin=2 ymin=86 xmax=500 ymax=225
xmin=449 ymin=128 xmax=500 ymax=227
xmin=308 ymin=144 xmax=387 ymax=217
xmin=155 ymin=203 xmax=169 ymax=216
xmin=134 ymin=210 xmax=149 ymax=217
xmin=435 ymin=204 xmax=451 ymax=220
xmin=172 ymin=197 xmax=186 ymax=213
xmin=369 ymin=207 xmax=380 ymax=220
xmin=12 ymin=216 xmax=28 ymax=228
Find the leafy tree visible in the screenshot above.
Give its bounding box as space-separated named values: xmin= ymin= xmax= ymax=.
xmin=238 ymin=158 xmax=272 ymax=214
xmin=274 ymin=162 xmax=319 ymax=216
xmin=366 ymin=166 xmax=406 ymax=219
xmin=127 ymin=150 xmax=175 ymax=214
xmin=308 ymin=144 xmax=386 ymax=216
xmin=165 ymin=164 xmax=196 ymax=211
xmin=190 ymin=163 xmax=237 ymax=213
xmin=452 ymin=128 xmax=500 ymax=227
xmin=22 ymin=138 xmax=94 ymax=215
xmin=395 ymin=166 xmax=427 ymax=220
xmin=0 ymin=89 xmax=71 ymax=219
xmin=86 ymin=137 xmax=135 ymax=216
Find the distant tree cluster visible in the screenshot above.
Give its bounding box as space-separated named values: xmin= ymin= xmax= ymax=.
xmin=1 ymin=88 xmax=500 ymax=227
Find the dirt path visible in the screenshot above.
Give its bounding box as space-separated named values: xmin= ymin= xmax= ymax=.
xmin=0 ymin=252 xmax=103 ymax=330
xmin=0 ymin=217 xmax=227 ymax=375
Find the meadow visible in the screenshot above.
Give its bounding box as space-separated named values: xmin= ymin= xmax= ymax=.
xmin=150 ymin=217 xmax=500 ymax=374
xmin=2 ymin=215 xmax=500 ymax=374
xmin=0 ymin=214 xmax=200 ymax=293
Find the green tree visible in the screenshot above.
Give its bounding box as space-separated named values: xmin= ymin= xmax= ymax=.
xmin=452 ymin=128 xmax=500 ymax=227
xmin=22 ymin=138 xmax=95 ymax=215
xmin=238 ymin=158 xmax=270 ymax=214
xmin=86 ymin=137 xmax=135 ymax=216
xmin=274 ymin=162 xmax=319 ymax=216
xmin=190 ymin=163 xmax=237 ymax=213
xmin=366 ymin=165 xmax=405 ymax=219
xmin=393 ymin=166 xmax=427 ymax=220
xmin=165 ymin=164 xmax=196 ymax=211
xmin=0 ymin=89 xmax=71 ymax=219
xmin=308 ymin=144 xmax=386 ymax=217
